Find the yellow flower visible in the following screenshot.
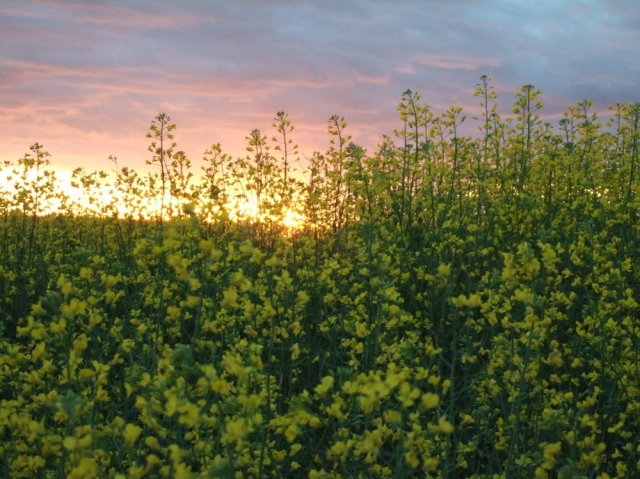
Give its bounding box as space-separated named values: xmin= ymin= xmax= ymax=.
xmin=428 ymin=375 xmax=441 ymax=388
xmin=513 ymin=288 xmax=533 ymax=304
xmin=329 ymin=440 xmax=349 ymax=458
xmin=211 ymin=378 xmax=231 ymax=396
xmin=430 ymin=416 xmax=454 ymax=434
xmin=315 ymin=376 xmax=334 ymax=398
xmin=357 ymin=428 xmax=385 ymax=463
xmin=297 ymin=290 xmax=310 ymax=304
xmin=31 ymin=301 xmax=45 ymax=316
xmin=358 ymin=391 xmax=380 ymax=414
xmin=167 ymin=305 xmax=181 ymax=321
xmin=32 ymin=341 xmax=46 ymax=360
xmin=284 ymin=423 xmax=300 ymax=442
xmin=199 ymin=238 xmax=214 ymax=255
xmin=442 ymin=379 xmax=452 ymax=395
xmin=290 ymin=343 xmax=300 ymax=360
xmin=174 ymin=462 xmax=192 ymax=479
xmin=231 ymin=270 xmax=252 ymax=291
xmin=326 ymin=397 xmax=347 ymax=421
xmin=221 ymin=286 xmax=238 ymax=307
xmin=209 ymin=248 xmax=223 ymax=261
xmin=396 ymin=382 xmax=420 ymax=408
xmin=177 ymin=402 xmax=201 ymax=428
xmin=405 ymin=450 xmax=420 ymax=468
xmin=250 ymin=247 xmax=264 ymax=263
xmin=123 ymin=423 xmax=143 ymax=446
xmin=128 ymin=465 xmax=144 ymax=479
xmin=95 ymin=386 xmax=109 ymax=402
xmin=146 ymin=435 xmax=161 ymax=450
xmin=72 ymin=334 xmax=89 ymax=354
xmin=239 ymin=242 xmax=253 ymax=255
xmin=460 ymin=413 xmax=475 ymax=425
xmin=79 ymin=267 xmax=93 ymax=279
xmin=63 ymin=436 xmax=77 ymax=451
xmin=355 ymin=321 xmax=368 ymax=338
xmin=383 ymin=410 xmax=402 ymax=424
xmin=542 ymin=441 xmax=562 ymax=469
xmin=67 ymin=457 xmax=97 ymax=479
xmin=265 ymin=255 xmax=279 ymax=268
xmin=165 ymin=391 xmax=178 ymax=417
xmin=57 ymin=275 xmax=73 ymax=296
xmin=535 ymin=466 xmax=548 ymax=478
xmin=49 ymin=317 xmax=67 ymax=334
xmin=186 ymin=295 xmax=199 ymax=307
xmin=468 ymin=293 xmax=483 ymax=308
xmin=168 ymin=443 xmax=184 ymax=462
xmin=121 ymin=339 xmax=134 ymax=353
xmin=538 ymin=241 xmax=559 ymax=273
xmin=309 ymin=470 xmax=329 ymax=479
xmin=221 ymin=417 xmax=252 ymax=447
xmin=420 ymin=393 xmax=440 ymax=410
xmin=437 ymin=263 xmax=451 ymax=277
xmin=273 ymin=449 xmax=286 ymax=461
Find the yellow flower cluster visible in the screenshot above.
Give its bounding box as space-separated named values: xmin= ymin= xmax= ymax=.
xmin=2 ymin=90 xmax=640 ymax=477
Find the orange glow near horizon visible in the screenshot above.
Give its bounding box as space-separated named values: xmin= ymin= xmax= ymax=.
xmin=0 ymin=166 xmax=308 ymax=232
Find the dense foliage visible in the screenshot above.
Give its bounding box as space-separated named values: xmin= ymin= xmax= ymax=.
xmin=1 ymin=78 xmax=640 ymax=478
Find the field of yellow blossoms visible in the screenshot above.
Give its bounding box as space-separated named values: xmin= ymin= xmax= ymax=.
xmin=2 ymin=81 xmax=640 ymax=478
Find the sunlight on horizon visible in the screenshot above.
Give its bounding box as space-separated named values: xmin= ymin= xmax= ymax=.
xmin=0 ymin=166 xmax=308 ymax=232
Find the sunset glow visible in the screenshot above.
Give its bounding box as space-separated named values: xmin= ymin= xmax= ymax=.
xmin=0 ymin=163 xmax=309 ymax=234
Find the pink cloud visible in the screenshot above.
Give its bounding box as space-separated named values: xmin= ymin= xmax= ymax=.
xmin=353 ymin=73 xmax=390 ymax=85
xmin=396 ymin=63 xmax=415 ymax=74
xmin=415 ymin=53 xmax=501 ymax=71
xmin=9 ymin=1 xmax=200 ymax=29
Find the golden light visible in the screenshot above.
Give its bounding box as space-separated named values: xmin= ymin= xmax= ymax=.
xmin=281 ymin=208 xmax=306 ymax=231
xmin=0 ymin=166 xmax=308 ymax=232
xmin=225 ymin=194 xmax=307 ymax=232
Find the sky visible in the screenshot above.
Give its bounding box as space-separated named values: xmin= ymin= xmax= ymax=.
xmin=1 ymin=0 xmax=639 ymax=179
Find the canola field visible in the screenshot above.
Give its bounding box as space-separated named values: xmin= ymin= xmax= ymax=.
xmin=1 ymin=84 xmax=640 ymax=478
